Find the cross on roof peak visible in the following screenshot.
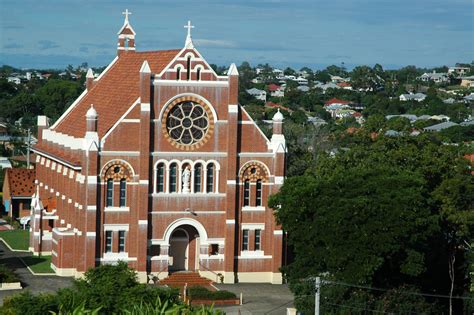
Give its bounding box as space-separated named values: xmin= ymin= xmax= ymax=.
xmin=122 ymin=9 xmax=132 ymax=23
xmin=184 ymin=20 xmax=194 ymax=38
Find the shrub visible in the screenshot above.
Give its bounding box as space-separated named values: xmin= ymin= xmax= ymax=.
xmin=0 ymin=264 xmax=19 ymax=283
xmin=188 ymin=286 xmax=237 ymax=300
xmin=2 ymin=291 xmax=59 ymax=315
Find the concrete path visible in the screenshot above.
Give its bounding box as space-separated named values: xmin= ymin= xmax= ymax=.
xmin=0 ymin=242 xmax=73 ymax=304
xmin=215 ymin=283 xmax=294 ymax=315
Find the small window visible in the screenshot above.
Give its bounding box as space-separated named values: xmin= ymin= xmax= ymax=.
xmin=106 ymin=179 xmax=113 ymax=207
xmin=242 ymin=230 xmax=249 ymax=251
xmin=243 ymin=180 xmax=250 ymax=206
xmin=118 ymin=231 xmax=126 ymax=253
xmin=196 ymin=68 xmax=201 ymax=81
xmin=105 ymin=231 xmax=113 ymax=253
xmin=176 ymin=67 xmax=181 ymax=80
xmin=156 ymin=163 xmax=165 ymax=193
xmin=119 ymin=179 xmax=126 ymax=207
xmin=255 ymin=229 xmax=261 ymax=251
xmin=169 ymin=163 xmax=177 ymax=193
xmin=194 ymin=164 xmax=202 ymax=192
xmin=256 ymin=180 xmax=262 ymax=206
xmin=206 ymin=164 xmax=214 ymax=193
xmin=186 ymin=57 xmax=191 ymax=80
xmin=210 ymin=244 xmax=219 ymax=255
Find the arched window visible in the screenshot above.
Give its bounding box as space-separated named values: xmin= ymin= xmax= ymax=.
xmin=169 ymin=163 xmax=177 ymax=193
xmin=196 ymin=68 xmax=201 ymax=81
xmin=243 ymin=180 xmax=250 ymax=206
xmin=206 ymin=164 xmax=214 ymax=193
xmin=119 ymin=179 xmax=127 ymax=207
xmin=176 ymin=67 xmax=181 ymax=80
xmin=194 ymin=163 xmax=202 ymax=192
xmin=106 ymin=179 xmax=114 ymax=207
xmin=156 ymin=163 xmax=165 ymax=193
xmin=186 ymin=57 xmax=191 ymax=80
xmin=256 ymin=180 xmax=262 ymax=206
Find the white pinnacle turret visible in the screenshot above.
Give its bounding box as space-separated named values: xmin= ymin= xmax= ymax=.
xmin=272 ymin=108 xmax=284 ymax=122
xmin=86 ymin=104 xmax=98 ymax=118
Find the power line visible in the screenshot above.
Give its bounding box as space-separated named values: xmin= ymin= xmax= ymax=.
xmin=323 ymin=279 xmax=474 ymax=301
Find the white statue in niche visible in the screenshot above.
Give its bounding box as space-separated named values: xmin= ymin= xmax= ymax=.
xmin=182 ymin=166 xmax=191 ymax=193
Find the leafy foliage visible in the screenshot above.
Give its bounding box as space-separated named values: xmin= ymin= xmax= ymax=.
xmin=270 ymin=135 xmax=474 ymax=313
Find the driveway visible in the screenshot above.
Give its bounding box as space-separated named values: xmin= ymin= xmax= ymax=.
xmin=215 ymin=283 xmax=294 ymax=315
xmin=0 ymin=242 xmax=73 ymax=304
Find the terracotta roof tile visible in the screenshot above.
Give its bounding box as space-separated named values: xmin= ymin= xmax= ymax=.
xmin=33 ymin=143 xmax=81 ymax=167
xmin=54 ymin=50 xmax=180 ymax=138
xmin=6 ymin=168 xmax=35 ymax=197
xmin=325 ymin=98 xmax=350 ymax=105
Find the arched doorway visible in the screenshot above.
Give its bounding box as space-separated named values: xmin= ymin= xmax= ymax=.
xmin=168 ymin=225 xmax=200 ymax=272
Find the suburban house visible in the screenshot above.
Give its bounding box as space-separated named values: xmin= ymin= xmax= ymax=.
xmin=448 ymin=66 xmax=470 ymax=76
xmin=424 ymin=121 xmax=458 ymax=132
xmin=28 ymin=13 xmax=287 ymax=284
xmin=460 ymin=76 xmax=474 ymax=88
xmin=3 ymin=168 xmax=35 ymax=219
xmin=267 ymin=84 xmax=284 ymax=97
xmin=246 ymin=88 xmax=267 ymax=102
xmin=399 ymin=93 xmax=426 ymax=102
xmin=418 ymin=72 xmax=449 ymax=83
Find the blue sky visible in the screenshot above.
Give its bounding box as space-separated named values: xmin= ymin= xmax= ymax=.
xmin=0 ymin=0 xmax=472 ymax=70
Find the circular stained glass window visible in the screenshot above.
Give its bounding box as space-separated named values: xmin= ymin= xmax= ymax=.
xmin=165 ymin=101 xmax=209 ymax=145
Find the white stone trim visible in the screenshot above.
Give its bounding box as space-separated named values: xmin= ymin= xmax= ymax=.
xmin=139 ymin=180 xmax=148 ymax=185
xmin=241 ymin=223 xmax=265 ymax=230
xmin=162 ymin=218 xmax=209 ymax=245
xmin=242 ymin=206 xmax=266 ymax=212
xmin=226 ymin=219 xmax=235 ymax=224
xmin=238 ymin=251 xmax=272 ymax=259
xmin=121 ymin=119 xmax=140 ymax=123
xmin=151 ymin=211 xmax=225 ymax=215
xmin=228 ymin=105 xmax=238 ymax=113
xmin=154 ymin=80 xmax=228 ymax=87
xmin=104 ymin=207 xmax=130 ymax=212
xmin=241 ymin=106 xmax=271 ymax=145
xmin=86 ymin=232 xmax=96 ymax=237
xmin=102 ymin=97 xmax=140 ymax=145
xmin=138 ymin=220 xmax=148 ymax=225
xmin=238 ymin=152 xmax=275 ymax=157
xmin=274 ymin=176 xmax=284 ymax=185
xmin=100 ymin=151 xmax=140 ymax=157
xmin=151 ymin=151 xmax=227 ymax=157
xmin=103 ymin=224 xmax=129 ymax=231
xmin=273 ymin=230 xmax=284 ymax=235
xmin=141 ymin=103 xmax=150 ymax=112
xmin=32 ymin=148 xmax=81 ymax=170
xmin=226 ymin=180 xmax=236 ymax=185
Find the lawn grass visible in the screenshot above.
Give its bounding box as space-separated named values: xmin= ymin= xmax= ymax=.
xmin=0 ymin=229 xmax=29 ymax=250
xmin=22 ymin=255 xmax=54 ymax=274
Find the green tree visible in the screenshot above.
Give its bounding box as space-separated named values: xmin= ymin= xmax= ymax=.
xmin=36 ymin=79 xmax=83 ymax=122
xmin=270 ymin=135 xmax=474 ymax=313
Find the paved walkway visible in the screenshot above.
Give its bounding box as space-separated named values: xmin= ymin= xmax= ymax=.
xmin=215 ymin=283 xmax=294 ymax=315
xmin=0 ymin=218 xmax=13 ymax=231
xmin=0 ymin=242 xmax=73 ymax=304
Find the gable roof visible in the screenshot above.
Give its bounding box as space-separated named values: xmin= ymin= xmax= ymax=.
xmin=5 ymin=168 xmax=35 ymax=197
xmin=325 ymin=98 xmax=350 ymax=105
xmin=53 ymin=50 xmax=180 ymax=138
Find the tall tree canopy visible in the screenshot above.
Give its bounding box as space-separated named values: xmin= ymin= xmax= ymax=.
xmin=270 ymin=135 xmax=474 ymax=314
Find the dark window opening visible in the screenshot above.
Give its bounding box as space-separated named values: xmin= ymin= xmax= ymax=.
xmin=176 ymin=67 xmax=181 ymax=80
xmin=118 ymin=230 xmax=126 ymax=253
xmin=210 ymin=244 xmax=219 ymax=255
xmin=206 ymin=164 xmax=214 ymax=193
xmin=105 ymin=231 xmax=113 ymax=253
xmin=106 ymin=179 xmax=113 ymax=207
xmin=156 ymin=163 xmax=165 ymax=192
xmin=119 ymin=179 xmax=126 ymax=207
xmin=242 ymin=229 xmax=249 ymax=251
xmin=170 ymin=163 xmax=177 ymax=192
xmin=196 ymin=68 xmax=201 ymax=81
xmin=256 ymin=180 xmax=262 ymax=206
xmin=243 ymin=180 xmax=250 ymax=206
xmin=194 ymin=164 xmax=202 ymax=192
xmin=255 ymin=229 xmax=261 ymax=251
xmin=186 ymin=57 xmax=191 ymax=80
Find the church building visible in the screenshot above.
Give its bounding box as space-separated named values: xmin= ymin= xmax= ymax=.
xmin=30 ymin=11 xmax=286 ymax=284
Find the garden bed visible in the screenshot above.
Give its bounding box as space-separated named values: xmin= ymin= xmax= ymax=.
xmin=0 ymin=264 xmax=22 ymax=291
xmin=188 ymin=286 xmax=240 ymax=306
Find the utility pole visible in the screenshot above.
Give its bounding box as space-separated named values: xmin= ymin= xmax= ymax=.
xmin=315 ymin=277 xmax=321 ymax=315
xmin=26 ymin=128 xmax=31 ymax=169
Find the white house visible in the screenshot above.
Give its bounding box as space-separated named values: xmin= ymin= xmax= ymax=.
xmin=399 ymin=93 xmax=426 ymax=102
xmin=448 ymin=66 xmax=470 ymax=76
xmin=246 ymin=88 xmax=267 ymax=101
xmin=418 ymin=72 xmax=449 ymax=83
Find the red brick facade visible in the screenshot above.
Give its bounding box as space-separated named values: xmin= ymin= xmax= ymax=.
xmin=30 ymin=16 xmax=286 ymax=283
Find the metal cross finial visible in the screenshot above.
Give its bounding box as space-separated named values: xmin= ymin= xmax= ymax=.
xmin=184 ymin=20 xmax=194 ymax=38
xmin=122 ymin=9 xmax=132 ymax=22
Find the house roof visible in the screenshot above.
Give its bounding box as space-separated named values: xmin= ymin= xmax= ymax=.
xmin=265 ymin=102 xmax=291 ymax=112
xmin=325 ymin=98 xmax=350 ymax=105
xmin=53 ymin=50 xmax=180 ymax=138
xmin=5 ymin=168 xmax=35 ymax=197
xmin=267 ymin=84 xmax=281 ymax=92
xmin=337 ymin=82 xmax=351 ymax=87
xmin=424 ymin=121 xmax=458 ymax=131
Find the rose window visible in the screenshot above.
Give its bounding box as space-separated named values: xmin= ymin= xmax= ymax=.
xmin=165 ymin=101 xmax=209 ymax=145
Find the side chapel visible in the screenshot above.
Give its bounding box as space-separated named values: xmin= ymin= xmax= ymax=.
xmin=30 ymin=11 xmax=287 ymax=283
